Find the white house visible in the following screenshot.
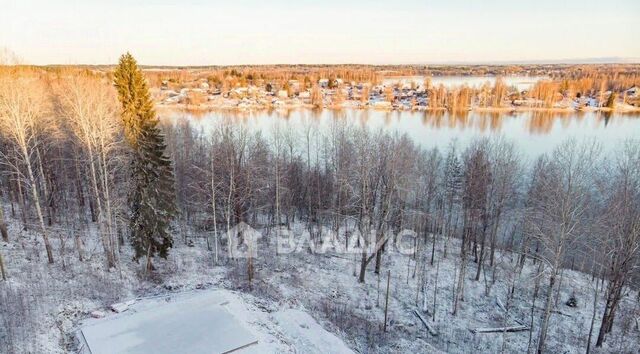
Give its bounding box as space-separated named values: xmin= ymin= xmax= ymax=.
xmin=298 ymin=91 xmax=310 ymax=99
xmin=288 ymin=80 xmax=301 ymax=91
xmin=373 ymin=101 xmax=392 ymax=109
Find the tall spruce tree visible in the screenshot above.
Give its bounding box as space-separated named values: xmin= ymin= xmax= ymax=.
xmin=114 ymin=53 xmax=176 ymax=269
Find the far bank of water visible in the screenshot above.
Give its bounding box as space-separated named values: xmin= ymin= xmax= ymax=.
xmin=160 ymin=108 xmax=640 ymax=157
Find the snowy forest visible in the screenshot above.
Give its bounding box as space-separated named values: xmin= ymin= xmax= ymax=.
xmin=0 ymin=57 xmax=639 ymax=354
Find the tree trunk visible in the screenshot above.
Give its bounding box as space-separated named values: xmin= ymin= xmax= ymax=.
xmin=453 ymin=213 xmax=469 ymax=316
xmin=74 ymin=229 xmax=84 ymax=262
xmin=88 ymin=197 xmax=97 ymax=222
xmin=35 ymin=147 xmax=54 ymax=226
xmin=475 ymin=222 xmax=488 ymax=281
xmin=383 ymin=269 xmax=391 ymax=332
xmin=0 ymin=204 xmax=8 ymax=242
xmin=489 ymin=210 xmax=501 ymax=266
xmin=22 ymin=145 xmax=54 ymax=264
xmin=527 ymin=263 xmax=542 ymax=353
xmin=73 ymin=152 xmax=87 ymax=222
xmin=374 ymin=193 xmax=392 ymax=275
xmin=211 ymin=153 xmax=219 ymax=264
xmin=453 ymin=228 xmax=468 ymax=316
xmin=537 ymin=272 xmax=556 ymax=354
xmin=87 ymin=146 xmax=115 ymax=268
xmin=586 ymin=271 xmax=601 ymax=354
xmin=15 ymin=169 xmax=28 ymax=230
xmin=554 ymin=268 xmax=565 ymax=307
xmin=596 ymin=276 xmax=624 ymax=347
xmin=226 ymin=165 xmax=234 ymax=260
xmin=433 ymin=259 xmax=439 ymax=321
xmin=444 ymin=198 xmax=454 ymax=258
xmin=145 ymin=243 xmax=154 ymax=275
xmin=431 ymin=219 xmax=437 ymax=265
xmin=358 ymin=244 xmax=367 ymax=283
xmin=374 ymin=244 xmax=383 ymax=274
xmin=100 ymin=140 xmax=117 ymax=265
xmin=0 ymin=248 xmax=6 ymax=281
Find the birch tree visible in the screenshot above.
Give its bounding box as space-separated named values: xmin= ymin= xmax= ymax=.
xmin=59 ymin=74 xmax=121 ymax=267
xmin=0 ymin=75 xmax=55 ymax=263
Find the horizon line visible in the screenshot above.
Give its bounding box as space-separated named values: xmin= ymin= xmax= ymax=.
xmin=9 ymin=57 xmax=640 ymax=69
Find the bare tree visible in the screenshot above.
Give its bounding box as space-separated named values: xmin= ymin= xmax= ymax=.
xmin=0 ymin=75 xmax=55 ymax=263
xmin=529 ymin=139 xmax=601 ymax=354
xmin=442 ymin=144 xmax=462 ymax=258
xmin=355 ymin=128 xmax=382 ymax=283
xmin=59 ymin=75 xmax=121 ymax=267
xmin=453 ymin=140 xmax=491 ymax=315
xmin=487 ymin=139 xmax=521 ymax=269
xmin=596 ymin=140 xmax=640 ymax=347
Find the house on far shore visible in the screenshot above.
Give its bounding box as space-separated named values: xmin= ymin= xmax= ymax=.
xmin=318 ymin=78 xmax=329 ymax=88
xmin=298 ymin=91 xmax=310 ymax=99
xmin=288 ymin=80 xmax=300 ymax=91
xmin=373 ymin=101 xmax=392 ymax=109
xmin=277 ymin=90 xmax=288 ymax=99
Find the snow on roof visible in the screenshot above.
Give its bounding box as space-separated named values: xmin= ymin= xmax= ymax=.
xmin=80 ymin=291 xmax=257 ymax=354
xmin=79 ymin=289 xmax=354 ymax=354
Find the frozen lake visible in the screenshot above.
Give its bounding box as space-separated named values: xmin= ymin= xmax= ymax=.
xmin=161 ymin=109 xmax=640 ymax=158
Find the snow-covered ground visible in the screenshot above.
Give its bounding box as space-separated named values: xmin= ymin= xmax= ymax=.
xmin=247 ymin=223 xmax=640 ymax=353
xmin=272 ymin=309 xmax=354 ymax=354
xmin=1 ymin=218 xmax=639 ymax=353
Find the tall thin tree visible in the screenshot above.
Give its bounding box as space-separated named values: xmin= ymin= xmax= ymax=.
xmin=114 ymin=53 xmax=176 ymax=271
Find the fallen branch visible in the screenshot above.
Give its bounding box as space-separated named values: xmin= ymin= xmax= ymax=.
xmin=495 ymin=296 xmax=524 ymax=325
xmin=534 ymin=306 xmax=572 ymax=318
xmin=413 ymin=309 xmax=438 ymax=336
xmin=320 ymin=253 xmax=352 ymax=261
xmin=470 ymin=325 xmax=530 ymax=334
xmin=496 ymin=297 xmax=507 ymax=313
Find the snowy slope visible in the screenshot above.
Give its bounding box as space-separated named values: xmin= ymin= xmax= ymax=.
xmin=272 ymin=309 xmax=355 ymax=354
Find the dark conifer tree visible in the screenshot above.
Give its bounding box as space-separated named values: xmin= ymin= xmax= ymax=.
xmin=114 ymin=53 xmax=176 ymax=269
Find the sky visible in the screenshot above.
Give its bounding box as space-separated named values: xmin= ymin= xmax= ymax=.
xmin=1 ymin=0 xmax=639 ymax=66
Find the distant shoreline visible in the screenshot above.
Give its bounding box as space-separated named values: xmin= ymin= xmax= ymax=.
xmin=156 ymin=103 xmax=640 ymax=115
